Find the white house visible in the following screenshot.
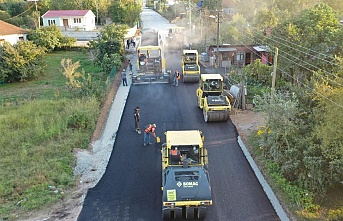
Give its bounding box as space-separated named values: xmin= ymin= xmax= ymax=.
xmin=0 ymin=20 xmax=28 ymax=45
xmin=41 ymin=10 xmax=96 ymax=31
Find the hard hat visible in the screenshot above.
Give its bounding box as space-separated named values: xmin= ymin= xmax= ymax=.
xmin=153 ymin=124 xmax=156 ymax=127
xmin=123 ymin=69 xmax=125 ymax=71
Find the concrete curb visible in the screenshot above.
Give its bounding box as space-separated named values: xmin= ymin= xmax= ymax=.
xmin=238 ymin=136 xmax=290 ymax=221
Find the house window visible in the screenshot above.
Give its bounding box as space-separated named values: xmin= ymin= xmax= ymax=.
xmin=236 ymin=52 xmax=244 ymax=61
xmin=0 ymin=39 xmax=4 ymax=45
xmin=74 ymin=18 xmax=81 ymax=23
xmin=48 ymin=20 xmax=56 ymax=26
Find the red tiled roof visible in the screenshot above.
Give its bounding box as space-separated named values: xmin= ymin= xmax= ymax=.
xmin=42 ymin=10 xmax=90 ymax=17
xmin=0 ymin=20 xmax=28 ymax=36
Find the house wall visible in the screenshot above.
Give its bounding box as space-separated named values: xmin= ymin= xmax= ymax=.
xmin=207 ymin=45 xmax=261 ymax=68
xmin=42 ymin=11 xmax=96 ymax=31
xmin=0 ymin=33 xmax=27 ymax=45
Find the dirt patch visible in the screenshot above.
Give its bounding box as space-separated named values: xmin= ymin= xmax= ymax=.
xmin=230 ymin=109 xmax=266 ymax=143
xmin=90 ymin=63 xmax=127 ymax=144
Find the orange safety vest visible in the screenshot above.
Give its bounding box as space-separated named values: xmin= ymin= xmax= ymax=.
xmin=176 ymin=71 xmax=180 ymax=80
xmin=171 ymin=150 xmax=179 ymax=156
xmin=144 ymin=124 xmax=155 ymax=133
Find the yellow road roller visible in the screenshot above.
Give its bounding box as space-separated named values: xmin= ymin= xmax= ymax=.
xmin=181 ymin=50 xmax=201 ymax=83
xmin=196 ymin=74 xmax=231 ymax=122
xmin=161 ymin=130 xmax=212 ymax=220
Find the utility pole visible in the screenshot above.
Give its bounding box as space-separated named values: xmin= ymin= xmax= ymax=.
xmin=216 ymin=9 xmax=220 ymax=69
xmin=200 ymin=9 xmax=202 ymax=44
xmin=96 ymin=0 xmax=99 ymax=25
xmin=189 ymin=0 xmax=192 ymax=38
xmin=270 ymin=47 xmax=278 ymax=104
xmin=28 ymin=0 xmax=40 ymax=29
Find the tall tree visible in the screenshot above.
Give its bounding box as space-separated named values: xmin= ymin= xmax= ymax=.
xmin=108 ymin=0 xmax=141 ymax=27
xmin=89 ymin=23 xmax=128 ymax=64
xmin=266 ymin=3 xmax=343 ymax=85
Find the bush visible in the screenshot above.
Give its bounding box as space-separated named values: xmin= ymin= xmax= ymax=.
xmin=328 ymin=207 xmax=343 ymax=220
xmin=0 ymin=41 xmax=46 ymax=82
xmin=28 ymin=25 xmax=76 ymax=52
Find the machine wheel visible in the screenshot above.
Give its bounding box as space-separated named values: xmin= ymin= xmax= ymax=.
xmin=162 ymin=209 xmax=171 ymax=220
xmin=174 ymin=208 xmax=182 ymax=219
xmin=197 ymin=207 xmax=207 ymax=220
xmin=206 ymin=110 xmax=230 ymax=122
xmin=186 ymin=207 xmax=195 ymax=220
xmin=203 ymin=108 xmax=209 ymax=122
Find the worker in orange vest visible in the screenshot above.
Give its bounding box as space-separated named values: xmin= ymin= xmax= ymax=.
xmin=173 ymin=69 xmax=180 ymax=86
xmin=170 ymin=147 xmax=180 ymax=163
xmin=143 ymin=124 xmax=156 ymax=146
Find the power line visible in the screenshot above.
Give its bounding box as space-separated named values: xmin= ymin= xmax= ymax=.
xmin=4 ymin=4 xmax=35 ymax=21
xmin=219 ymin=22 xmax=343 ymax=109
xmin=263 ymin=33 xmax=339 ymax=67
xmin=232 ymin=24 xmax=343 ymax=84
xmin=277 ymin=67 xmax=343 ymax=109
xmin=276 ymin=49 xmax=343 ymax=86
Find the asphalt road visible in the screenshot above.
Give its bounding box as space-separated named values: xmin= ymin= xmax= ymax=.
xmin=77 ymin=53 xmax=279 ymax=220
xmin=77 ymin=8 xmax=280 ymax=221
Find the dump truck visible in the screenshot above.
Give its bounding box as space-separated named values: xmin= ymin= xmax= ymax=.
xmin=196 ymin=74 xmax=231 ymax=122
xmin=181 ymin=50 xmax=201 ymax=83
xmin=161 ymin=130 xmax=212 ymax=220
xmin=132 ymin=28 xmax=170 ymax=84
xmin=166 ymin=26 xmax=186 ymax=52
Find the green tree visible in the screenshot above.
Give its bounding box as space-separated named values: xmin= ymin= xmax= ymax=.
xmin=101 ymin=53 xmax=122 ymax=73
xmin=108 ymin=0 xmax=141 ymax=27
xmin=89 ymin=23 xmax=128 ymax=64
xmin=28 ymin=25 xmax=76 ymax=52
xmin=0 ymin=41 xmax=46 ymax=82
xmin=221 ymin=13 xmax=252 ymax=45
xmin=0 ymin=9 xmax=10 ymax=20
xmin=265 ymin=3 xmax=343 ymax=85
xmin=244 ymin=59 xmax=273 ymax=86
xmin=312 ymin=67 xmax=343 ymax=189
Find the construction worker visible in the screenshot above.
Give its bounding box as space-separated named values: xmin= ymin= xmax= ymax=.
xmin=173 ymin=69 xmax=180 ymax=86
xmin=143 ymin=124 xmax=156 ymax=146
xmin=170 ymin=147 xmax=180 ymax=163
xmin=134 ymin=107 xmax=140 ymax=133
xmin=128 ymin=60 xmax=133 ymax=72
xmin=121 ymin=69 xmax=128 ymax=86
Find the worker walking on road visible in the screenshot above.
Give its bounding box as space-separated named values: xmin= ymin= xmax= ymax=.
xmin=128 ymin=60 xmax=133 ymax=72
xmin=173 ymin=69 xmax=180 ymax=86
xmin=143 ymin=124 xmax=156 ymax=146
xmin=121 ymin=69 xmax=128 ymax=86
xmin=134 ymin=107 xmax=140 ymax=133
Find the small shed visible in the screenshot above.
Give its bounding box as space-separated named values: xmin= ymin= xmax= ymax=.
xmin=0 ymin=20 xmax=28 ymax=45
xmin=41 ymin=10 xmax=96 ymax=31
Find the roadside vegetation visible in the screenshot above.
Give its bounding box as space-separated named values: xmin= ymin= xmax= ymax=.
xmin=1 ymin=0 xmax=342 ymax=220
xmin=159 ymin=1 xmax=343 ymax=220
xmin=0 ymin=0 xmax=132 ymax=217
xmin=0 ymin=50 xmax=105 ymax=220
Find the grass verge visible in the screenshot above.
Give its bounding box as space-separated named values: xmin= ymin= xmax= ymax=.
xmin=247 ymin=130 xmax=343 ymax=221
xmin=0 ymin=50 xmax=105 ymax=220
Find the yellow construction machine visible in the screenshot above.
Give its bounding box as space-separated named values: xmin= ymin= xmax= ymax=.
xmin=132 ymin=28 xmax=170 ymax=84
xmin=181 ymin=49 xmax=201 ymax=83
xmin=196 ymin=74 xmax=231 ymax=122
xmin=161 ymin=130 xmax=212 ymax=220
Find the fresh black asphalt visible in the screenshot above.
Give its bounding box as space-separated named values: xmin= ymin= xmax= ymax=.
xmin=77 ymin=52 xmax=280 ymax=221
